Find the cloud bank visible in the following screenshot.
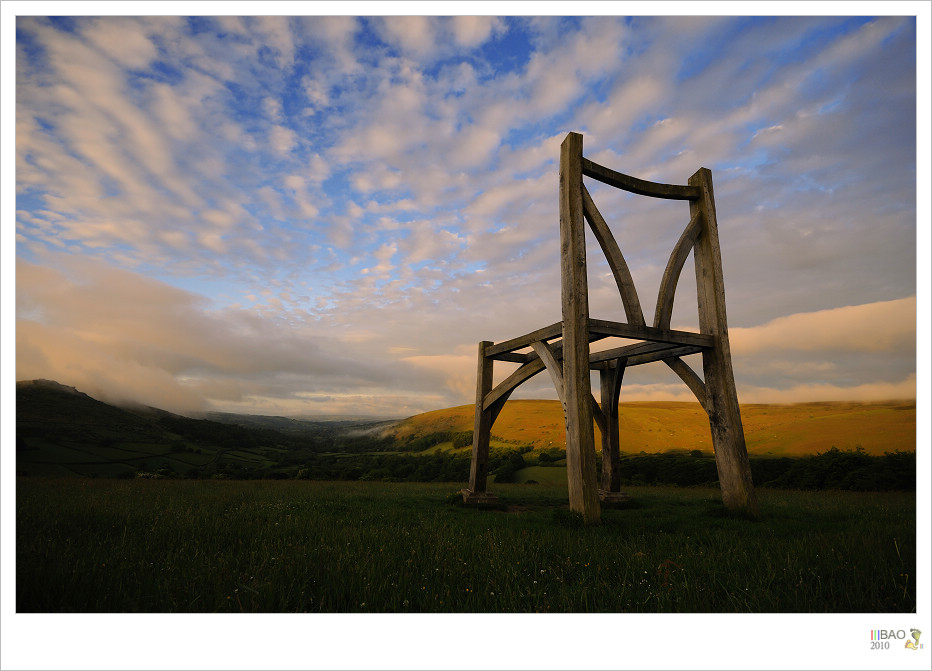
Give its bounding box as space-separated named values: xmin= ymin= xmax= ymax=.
xmin=12 ymin=15 xmax=920 ymax=416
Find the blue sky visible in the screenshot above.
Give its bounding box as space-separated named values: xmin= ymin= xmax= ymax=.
xmin=8 ymin=9 xmax=926 ymax=418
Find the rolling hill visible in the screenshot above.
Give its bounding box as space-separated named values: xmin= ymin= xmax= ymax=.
xmin=391 ymin=399 xmax=916 ymax=457
xmin=16 ymin=380 xmax=915 ymax=480
xmin=14 ymin=379 xmax=387 ymax=477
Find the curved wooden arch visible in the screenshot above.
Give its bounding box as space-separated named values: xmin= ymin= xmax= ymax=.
xmin=582 ymin=158 xmax=701 ymax=200
xmin=582 ymin=185 xmax=646 ymax=326
xmin=654 ymin=211 xmax=703 ymax=330
xmin=664 ymin=356 xmax=708 ymax=412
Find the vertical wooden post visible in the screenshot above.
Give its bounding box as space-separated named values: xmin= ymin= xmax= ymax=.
xmin=463 ymin=341 xmax=498 ymax=503
xmin=560 ymin=132 xmax=601 ymax=524
xmin=689 ymin=168 xmax=758 ymax=518
xmin=599 ymin=361 xmax=624 ymax=493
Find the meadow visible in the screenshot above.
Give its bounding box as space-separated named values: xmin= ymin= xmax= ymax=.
xmin=16 ymin=477 xmax=916 ymax=613
xmin=392 ymin=399 xmax=917 ymax=456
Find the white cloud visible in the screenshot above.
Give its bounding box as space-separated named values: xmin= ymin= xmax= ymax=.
xmin=250 ymin=16 xmax=296 ymax=68
xmin=451 ymin=16 xmax=505 ymax=48
xmin=81 ymin=17 xmax=158 ymax=69
xmin=270 ymin=125 xmax=297 ymax=154
xmin=730 ymin=297 xmax=916 ymax=355
xmin=737 ymin=376 xmax=916 ymax=404
xmin=376 ymin=16 xmax=438 ymax=58
xmin=11 ymin=16 xmax=921 ymax=416
xmin=15 ymin=254 xmax=450 ymax=415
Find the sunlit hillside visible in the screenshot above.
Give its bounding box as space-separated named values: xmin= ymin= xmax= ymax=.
xmin=391 ymin=400 xmax=916 ymax=457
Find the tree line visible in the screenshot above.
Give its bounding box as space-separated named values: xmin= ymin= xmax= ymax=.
xmin=156 ymin=441 xmax=914 ymax=492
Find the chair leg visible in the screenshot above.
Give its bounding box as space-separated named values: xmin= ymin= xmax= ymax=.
xmin=464 ymin=341 xmax=497 ymax=503
xmin=599 ymin=362 xmax=623 ymax=493
xmin=703 ymin=349 xmax=758 ymax=517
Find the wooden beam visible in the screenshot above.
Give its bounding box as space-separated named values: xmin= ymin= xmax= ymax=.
xmin=654 ymin=211 xmax=703 ymax=330
xmin=531 ymin=341 xmax=566 ymax=408
xmin=628 ymin=345 xmax=705 ymax=367
xmin=590 ymin=394 xmax=607 ymax=436
xmin=599 ymin=361 xmax=624 ymax=492
xmin=664 ymin=356 xmax=708 ymax=411
xmin=486 ymin=335 xmax=624 ymax=407
xmin=560 ymin=132 xmax=601 ymax=524
xmin=588 ymin=319 xmax=714 ymax=348
xmin=690 ymin=167 xmax=758 ymax=518
xmin=487 ymin=392 xmax=512 ymax=429
xmin=588 ymin=340 xmax=689 ymax=365
xmin=489 ymin=351 xmax=533 ymax=364
xmin=590 ymin=343 xmax=705 ymax=366
xmin=582 ymin=157 xmax=700 ymax=200
xmin=581 ymin=185 xmax=646 ymax=326
xmin=483 ymin=359 xmax=545 ymax=411
xmin=467 ymin=341 xmax=494 ymax=495
xmin=484 ymin=322 xmax=562 ymax=358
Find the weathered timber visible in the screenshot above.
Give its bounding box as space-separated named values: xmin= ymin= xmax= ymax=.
xmin=485 ymin=338 xmax=636 ymax=412
xmin=484 ymin=322 xmax=562 ymax=358
xmin=489 ymin=351 xmax=534 ymax=364
xmin=488 ymin=332 xmax=612 ymax=364
xmin=588 ymin=342 xmax=704 ymax=366
xmin=599 ymin=361 xmax=624 ymax=492
xmin=483 ymin=359 xmax=546 ymax=411
xmin=590 ymin=394 xmax=607 ymax=437
xmin=531 ymin=341 xmax=566 ymax=409
xmin=581 ymin=157 xmax=700 ymax=200
xmin=461 ymin=489 xmax=502 ymax=505
xmin=654 ymin=211 xmax=703 ymax=330
xmin=464 ymin=341 xmax=497 ymax=503
xmin=465 ymin=131 xmax=756 ymax=522
xmin=664 ymin=356 xmax=709 ymax=411
xmin=689 ymin=168 xmax=757 ymax=517
xmin=529 ymin=338 xmax=607 ymax=455
xmin=582 ymin=184 xmax=646 ymax=326
xmin=560 ymin=132 xmax=601 ymax=524
xmin=588 ymin=319 xmax=714 ymax=348
xmin=626 ymin=345 xmax=705 ymax=367
xmin=598 ymin=490 xmax=631 ymax=504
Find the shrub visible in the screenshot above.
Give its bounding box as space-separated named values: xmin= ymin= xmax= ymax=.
xmin=492 ymin=450 xmax=526 ymax=483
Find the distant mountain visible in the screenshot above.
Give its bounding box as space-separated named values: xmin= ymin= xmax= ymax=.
xmin=201 ymin=411 xmax=399 ymax=438
xmin=15 ymin=379 xmax=397 ymax=478
xmin=16 ymin=379 xmax=177 ymax=442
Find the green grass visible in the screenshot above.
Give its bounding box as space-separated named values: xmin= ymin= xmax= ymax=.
xmin=16 ymin=477 xmax=916 ymax=613
xmin=509 ymin=465 xmax=569 ymax=485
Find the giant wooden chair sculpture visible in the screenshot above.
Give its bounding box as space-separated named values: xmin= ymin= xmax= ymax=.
xmin=462 ymin=132 xmax=758 ymax=523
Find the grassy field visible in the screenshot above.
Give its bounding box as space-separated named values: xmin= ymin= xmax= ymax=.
xmin=16 ymin=477 xmax=916 ymax=613
xmin=391 ymin=400 xmax=916 ymax=456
